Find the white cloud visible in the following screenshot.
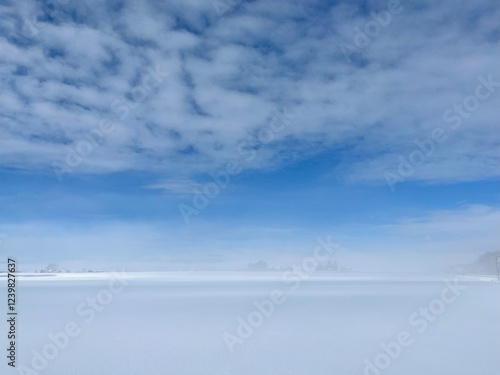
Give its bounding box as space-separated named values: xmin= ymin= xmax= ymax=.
xmin=0 ymin=0 xmax=498 ymax=184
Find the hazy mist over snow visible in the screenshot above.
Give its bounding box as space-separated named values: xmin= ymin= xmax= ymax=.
xmin=2 ymin=204 xmax=500 ymax=272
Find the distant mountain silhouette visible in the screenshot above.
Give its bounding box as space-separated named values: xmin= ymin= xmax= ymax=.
xmin=247 ymin=260 xmax=269 ymax=271
xmin=462 ymin=251 xmax=500 ymax=275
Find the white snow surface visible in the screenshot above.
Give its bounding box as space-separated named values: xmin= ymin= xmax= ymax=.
xmin=2 ymin=272 xmax=499 ymax=375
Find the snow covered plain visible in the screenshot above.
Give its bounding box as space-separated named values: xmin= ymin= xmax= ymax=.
xmin=3 ymin=272 xmax=500 ymax=375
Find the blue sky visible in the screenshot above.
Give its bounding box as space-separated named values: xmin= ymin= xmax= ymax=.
xmin=0 ymin=0 xmax=499 ymax=271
